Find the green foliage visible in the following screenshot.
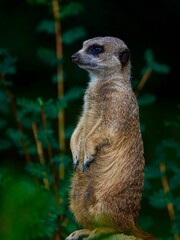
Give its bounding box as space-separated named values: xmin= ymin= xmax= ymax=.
xmin=143 ymin=110 xmax=180 ymax=236
xmin=0 ymin=172 xmax=58 ymax=240
xmin=0 ymin=46 xmax=80 ymax=238
xmin=149 ymin=190 xmax=171 ymax=209
xmin=60 ymin=2 xmax=84 ymax=19
xmin=0 ymin=90 xmax=10 ymax=114
xmin=142 ymin=49 xmax=170 ymax=74
xmin=27 ymin=0 xmax=48 ymax=5
xmin=0 ymin=49 xmax=17 ymax=75
xmin=37 ymin=47 xmax=58 ymax=66
xmin=0 ymin=1 xmax=85 ymax=239
xmin=37 ymin=19 xmax=55 ymax=34
xmin=62 ymin=27 xmax=87 ymax=45
xmin=137 ymin=93 xmax=156 ymax=106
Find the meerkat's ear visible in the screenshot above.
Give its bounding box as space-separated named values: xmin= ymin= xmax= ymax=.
xmin=119 ymin=49 xmax=130 ymax=66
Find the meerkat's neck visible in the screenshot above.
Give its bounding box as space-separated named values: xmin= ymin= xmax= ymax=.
xmin=88 ymin=66 xmax=131 ymax=89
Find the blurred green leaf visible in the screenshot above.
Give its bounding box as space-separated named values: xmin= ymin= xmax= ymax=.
xmin=27 ymin=0 xmax=48 ymax=4
xmin=6 ymin=129 xmax=29 ymax=153
xmin=149 ymin=190 xmax=170 ymax=209
xmin=137 ymin=93 xmax=156 ymax=106
xmin=145 ymin=166 xmax=162 ymax=179
xmin=0 ymin=119 xmax=7 ymax=129
xmin=169 ymin=173 xmax=180 ymax=190
xmin=61 ymin=2 xmax=84 ymax=19
xmin=162 ymin=138 xmax=180 ymax=157
xmin=37 ymin=19 xmax=55 ymax=34
xmin=37 ymin=47 xmax=62 ymax=66
xmin=0 ymin=176 xmax=58 ymax=239
xmin=37 ymin=127 xmax=57 ymax=149
xmin=0 ymin=90 xmax=10 ymax=115
xmin=17 ymin=98 xmax=41 ymax=112
xmin=143 ymin=49 xmax=170 ymax=74
xmin=0 ymin=79 xmax=13 ymax=87
xmin=0 ymin=49 xmax=17 ymax=75
xmin=0 ymin=139 xmax=12 ymax=151
xmin=65 ymin=125 xmax=75 ymax=139
xmin=26 ymin=162 xmax=52 ymax=183
xmin=53 ymin=154 xmax=71 ymax=168
xmin=173 ymin=197 xmax=180 ymax=211
xmin=171 ymin=216 xmax=180 ymax=234
xmin=62 ymin=27 xmax=86 ymax=45
xmin=138 ymin=216 xmax=154 ymax=230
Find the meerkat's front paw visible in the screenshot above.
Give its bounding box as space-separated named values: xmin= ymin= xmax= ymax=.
xmin=70 ymin=133 xmax=81 ymax=171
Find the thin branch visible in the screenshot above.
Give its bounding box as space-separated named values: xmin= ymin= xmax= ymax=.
xmin=134 ymin=68 xmax=152 ymax=97
xmin=40 ymin=107 xmax=60 ymax=206
xmin=160 ymin=162 xmax=180 ymax=240
xmin=40 ymin=107 xmax=54 ymax=161
xmin=32 ymin=122 xmax=50 ymax=190
xmin=52 ymin=0 xmax=65 ymax=153
xmin=51 ymin=2 xmax=65 ymax=239
xmin=0 ymin=73 xmax=31 ymax=162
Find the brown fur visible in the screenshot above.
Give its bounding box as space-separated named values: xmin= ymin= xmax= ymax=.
xmin=66 ymin=37 xmax=155 ymax=240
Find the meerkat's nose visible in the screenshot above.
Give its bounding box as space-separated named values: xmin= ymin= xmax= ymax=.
xmin=71 ymin=52 xmax=80 ymax=63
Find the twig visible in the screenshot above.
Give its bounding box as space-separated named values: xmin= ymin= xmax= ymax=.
xmin=51 ymin=2 xmax=65 ymax=239
xmin=134 ymin=68 xmax=152 ymax=97
xmin=40 ymin=106 xmax=61 ymax=206
xmin=0 ymin=73 xmax=31 ymax=162
xmin=40 ymin=107 xmax=54 ymax=161
xmin=32 ymin=122 xmax=50 ymax=190
xmin=52 ymin=0 xmax=65 ymax=152
xmin=160 ymin=162 xmax=180 ymax=240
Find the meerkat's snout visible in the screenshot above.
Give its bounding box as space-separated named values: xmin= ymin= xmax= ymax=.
xmin=71 ymin=52 xmax=80 ymax=63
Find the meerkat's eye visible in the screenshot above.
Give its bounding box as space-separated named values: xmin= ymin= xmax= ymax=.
xmin=86 ymin=44 xmax=104 ymax=55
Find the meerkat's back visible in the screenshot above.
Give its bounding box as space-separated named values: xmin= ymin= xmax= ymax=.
xmin=66 ymin=36 xmax=155 ymax=240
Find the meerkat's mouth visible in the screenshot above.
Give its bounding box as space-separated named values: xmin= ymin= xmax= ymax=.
xmin=77 ymin=63 xmax=99 ymax=71
xmin=71 ymin=53 xmax=99 ymax=69
xmin=78 ymin=62 xmax=97 ymax=67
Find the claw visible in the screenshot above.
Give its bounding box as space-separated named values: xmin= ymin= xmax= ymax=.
xmin=82 ymin=161 xmax=88 ymax=172
xmin=73 ymin=159 xmax=79 ymax=171
xmin=82 ymin=156 xmax=94 ymax=172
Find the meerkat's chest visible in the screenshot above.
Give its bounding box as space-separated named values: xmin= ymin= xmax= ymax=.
xmin=84 ymin=90 xmax=103 ymax=112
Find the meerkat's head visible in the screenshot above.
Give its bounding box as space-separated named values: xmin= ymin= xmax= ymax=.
xmin=71 ymin=36 xmax=130 ymax=76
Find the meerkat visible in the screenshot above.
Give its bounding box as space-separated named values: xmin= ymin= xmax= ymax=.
xmin=66 ymin=36 xmax=155 ymax=240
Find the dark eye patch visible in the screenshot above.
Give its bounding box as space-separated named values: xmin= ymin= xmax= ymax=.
xmin=86 ymin=44 xmax=104 ymax=55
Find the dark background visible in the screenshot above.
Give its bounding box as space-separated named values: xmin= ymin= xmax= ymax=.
xmin=0 ymin=0 xmax=180 ymax=238
xmin=0 ymin=0 xmax=180 ymax=101
xmin=0 ymin=0 xmax=179 ymax=160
